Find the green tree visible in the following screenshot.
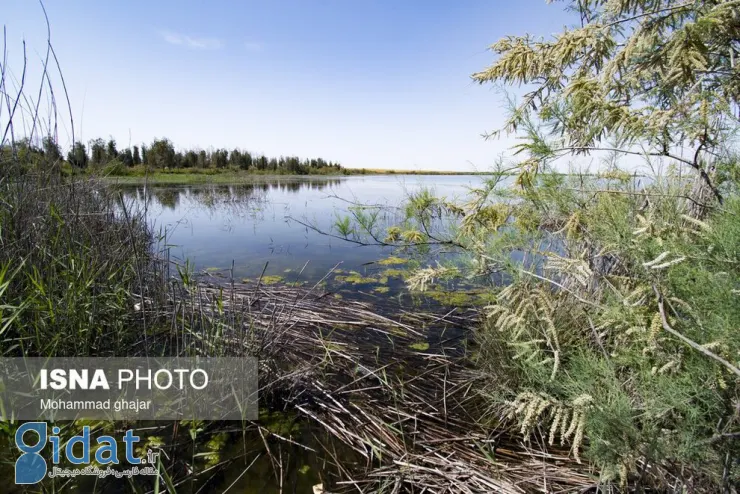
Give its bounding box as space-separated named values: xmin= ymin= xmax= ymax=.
xmin=182 ymin=150 xmax=198 ymax=168
xmin=242 ymin=151 xmax=252 ymax=170
xmin=211 ymin=149 xmax=228 ymax=169
xmin=173 ymin=151 xmax=183 ymax=168
xmin=228 ymin=148 xmax=241 ymax=168
xmin=67 ymin=141 xmax=88 ymax=169
xmin=76 ymin=137 xmax=342 ymax=174
xmin=106 ymin=139 xmax=118 ymax=161
xmin=147 ymin=138 xmax=176 ymax=169
xmin=472 ymin=0 xmax=738 ymax=205
xmin=120 ymin=148 xmax=134 ymax=167
xmin=197 ymin=150 xmax=209 ymax=168
xmin=89 ymin=138 xmax=106 ymax=167
xmin=132 ymin=145 xmax=141 ymax=165
xmin=453 ymin=1 xmax=740 ymax=487
xmin=42 ymin=136 xmax=62 ymax=167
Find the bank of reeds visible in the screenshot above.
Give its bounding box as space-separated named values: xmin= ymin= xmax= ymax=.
xmin=156 ymin=278 xmax=599 ymax=493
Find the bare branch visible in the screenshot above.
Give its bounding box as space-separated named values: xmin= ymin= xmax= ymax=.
xmin=653 ymin=286 xmax=740 ymax=378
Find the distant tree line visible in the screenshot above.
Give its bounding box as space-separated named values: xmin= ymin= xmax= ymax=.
xmin=4 ymin=136 xmax=344 ymax=175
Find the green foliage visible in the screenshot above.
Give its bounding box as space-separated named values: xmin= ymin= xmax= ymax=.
xmin=401 ymin=229 xmax=425 ymax=243
xmin=29 ymin=134 xmax=346 ymax=176
xmin=67 ymin=141 xmax=89 ymax=168
xmin=349 ymin=205 xmax=381 ymax=236
xmin=0 ymin=170 xmax=157 ymax=356
xmin=334 ymin=215 xmax=354 ymax=237
xmin=147 ymin=138 xmax=176 ymax=169
xmin=365 ymin=1 xmax=740 ymax=489
xmin=473 ymin=0 xmax=736 ymax=204
xmin=455 ymin=172 xmax=740 ymax=489
xmin=384 ymin=226 xmax=403 ymax=242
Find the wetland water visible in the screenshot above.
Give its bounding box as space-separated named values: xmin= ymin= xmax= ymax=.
xmin=113 ymin=175 xmax=489 ymax=492
xmin=118 ymin=175 xmax=489 ymax=302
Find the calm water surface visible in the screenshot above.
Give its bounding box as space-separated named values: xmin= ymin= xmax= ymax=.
xmin=120 ymin=175 xmax=486 ymax=284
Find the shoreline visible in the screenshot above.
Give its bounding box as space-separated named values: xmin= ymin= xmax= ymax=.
xmin=102 ymin=170 xmax=490 ymax=185
xmin=98 ymin=169 xmax=625 ymax=185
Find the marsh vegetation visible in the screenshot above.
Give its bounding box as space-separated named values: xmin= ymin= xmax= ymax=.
xmin=2 ymin=0 xmax=740 ymax=492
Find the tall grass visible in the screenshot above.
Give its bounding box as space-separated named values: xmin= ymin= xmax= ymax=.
xmin=0 ymin=170 xmax=160 ymax=356
xmin=0 ymin=16 xmax=255 ymax=493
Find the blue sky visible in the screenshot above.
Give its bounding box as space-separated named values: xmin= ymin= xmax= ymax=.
xmin=4 ymin=1 xmax=576 ymax=171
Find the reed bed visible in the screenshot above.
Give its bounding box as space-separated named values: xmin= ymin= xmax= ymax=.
xmin=161 ymin=278 xmax=597 ymax=493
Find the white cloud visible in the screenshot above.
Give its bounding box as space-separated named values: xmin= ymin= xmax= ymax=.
xmin=244 ymin=41 xmax=263 ymax=53
xmin=160 ymin=31 xmax=223 ymax=50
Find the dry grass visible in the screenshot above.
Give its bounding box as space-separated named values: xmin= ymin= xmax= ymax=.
xmin=154 ymin=278 xmax=598 ymax=493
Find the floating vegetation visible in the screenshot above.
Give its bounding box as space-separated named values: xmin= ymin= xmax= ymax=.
xmin=205 ymin=267 xmax=223 ymax=272
xmin=382 ymin=268 xmax=407 ymax=278
xmin=389 ymin=326 xmax=408 ymax=337
xmin=409 ymin=341 xmax=430 ymax=351
xmin=335 ymin=271 xmax=376 ymax=284
xmin=259 ymin=275 xmax=284 ymax=285
xmin=373 ymin=286 xmax=390 ymax=294
xmin=421 ymin=289 xmax=496 ymax=307
xmin=423 ymin=290 xmax=476 ymax=306
xmin=258 ymin=409 xmax=301 ymax=436
xmin=377 ymin=256 xmax=409 ymax=266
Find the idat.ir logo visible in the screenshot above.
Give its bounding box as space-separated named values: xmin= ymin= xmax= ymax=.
xmin=15 ymin=422 xmax=144 ymax=484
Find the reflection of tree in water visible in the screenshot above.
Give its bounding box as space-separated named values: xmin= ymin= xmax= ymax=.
xmin=151 ymin=188 xmax=180 ymax=210
xmin=267 ymin=178 xmax=342 ymax=194
xmin=281 ymin=182 xmax=301 ymax=193
xmin=183 ymin=185 xmax=267 ymax=213
xmin=114 ymin=178 xmax=345 ymax=215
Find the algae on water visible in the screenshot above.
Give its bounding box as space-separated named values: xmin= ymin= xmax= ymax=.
xmin=259 ymin=275 xmax=284 ymax=285
xmin=335 ymin=271 xmax=376 ymax=284
xmin=382 ymin=268 xmax=406 ymax=278
xmin=377 ymin=256 xmax=409 ymax=266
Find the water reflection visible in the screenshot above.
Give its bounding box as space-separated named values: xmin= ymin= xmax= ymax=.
xmin=115 ymin=175 xmax=487 ymax=292
xmin=117 ymin=177 xmax=344 ymax=212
